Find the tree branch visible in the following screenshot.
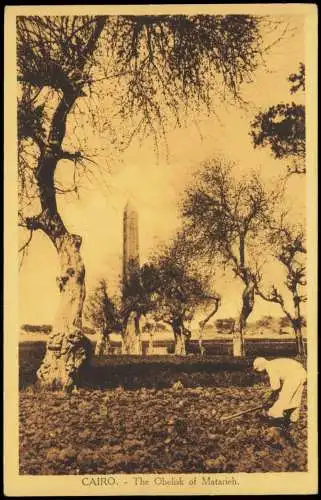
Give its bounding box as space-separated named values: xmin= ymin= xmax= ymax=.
xmin=19 ymin=229 xmax=34 ymax=253
xmin=59 ymin=150 xmax=83 ymax=162
xmin=254 ymin=282 xmax=293 ymax=323
xmin=199 ymin=295 xmax=221 ymax=330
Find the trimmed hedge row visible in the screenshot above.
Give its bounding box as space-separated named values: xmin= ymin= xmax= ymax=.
xmin=78 ymin=359 xmax=262 ymax=390
xmin=19 ymin=339 xmax=304 ymax=390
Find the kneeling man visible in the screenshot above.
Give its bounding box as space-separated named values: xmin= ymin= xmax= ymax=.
xmin=253 ymin=357 xmax=307 ymax=424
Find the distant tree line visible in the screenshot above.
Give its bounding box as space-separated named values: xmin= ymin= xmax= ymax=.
xmin=21 ymin=324 xmax=52 ymax=333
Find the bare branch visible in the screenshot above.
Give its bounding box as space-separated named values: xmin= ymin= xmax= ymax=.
xmin=19 ymin=229 xmax=34 ymax=253
xmin=199 ymin=295 xmax=221 ymax=330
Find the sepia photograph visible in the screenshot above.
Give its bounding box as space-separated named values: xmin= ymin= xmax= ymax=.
xmin=4 ymin=3 xmax=318 ymax=496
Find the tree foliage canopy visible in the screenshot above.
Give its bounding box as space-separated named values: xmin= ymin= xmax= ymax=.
xmin=255 ymin=218 xmax=306 ymax=316
xmin=288 ymin=62 xmax=305 ymax=94
xmin=181 ymin=159 xmax=271 ymax=283
xmin=148 ymin=262 xmax=207 ymax=328
xmin=250 ymin=63 xmax=305 ymax=174
xmin=137 ymin=236 xmax=217 ymax=333
xmin=85 ymin=279 xmax=121 ymax=332
xmin=17 ymin=14 xmax=265 ymax=228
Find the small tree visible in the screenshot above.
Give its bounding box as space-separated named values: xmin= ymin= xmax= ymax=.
xmin=121 ymin=267 xmax=152 ymax=355
xmin=144 ymin=237 xmax=220 ymax=355
xmin=181 ymin=159 xmax=271 ymax=357
xmin=250 ymin=63 xmax=305 ymax=175
xmin=87 ymin=271 xmax=154 ymax=356
xmin=255 ymin=220 xmax=307 ymax=357
xmin=85 ymin=279 xmax=121 ymax=355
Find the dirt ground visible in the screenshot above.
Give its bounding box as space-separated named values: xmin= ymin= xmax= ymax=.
xmin=19 ymin=385 xmax=307 ymax=475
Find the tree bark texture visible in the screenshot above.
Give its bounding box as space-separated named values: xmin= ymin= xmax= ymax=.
xmin=233 ymin=280 xmax=255 ymax=357
xmin=122 ymin=311 xmax=142 ymax=354
xmin=94 ymin=328 xmax=112 ymax=356
xmin=147 ymin=329 xmax=155 ymax=355
xmin=198 ymin=298 xmax=220 ymax=356
xmin=36 ymin=232 xmax=90 ymax=390
xmin=294 ymin=325 xmax=306 ymax=358
xmin=293 ymin=297 xmax=306 ymax=358
xmin=173 ymin=322 xmax=187 ymax=356
xmin=174 ymin=332 xmax=186 ymax=355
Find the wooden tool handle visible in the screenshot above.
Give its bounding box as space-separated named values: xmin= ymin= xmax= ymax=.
xmin=220 ymin=404 xmax=264 ymax=422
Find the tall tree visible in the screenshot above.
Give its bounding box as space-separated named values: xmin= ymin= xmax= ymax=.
xmin=250 ymin=63 xmax=305 ymax=175
xmin=255 ymin=219 xmax=307 ymax=357
xmin=17 ymin=15 xmax=266 ymax=389
xmin=181 ymin=159 xmax=271 ymax=357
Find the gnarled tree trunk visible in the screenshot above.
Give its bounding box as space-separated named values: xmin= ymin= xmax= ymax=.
xmin=172 ymin=319 xmax=189 ymax=356
xmin=293 ymin=297 xmax=306 ymax=359
xmin=35 ymin=228 xmax=90 ymax=390
xmin=95 ymin=328 xmax=112 ymax=356
xmin=233 ymin=280 xmax=255 ymax=358
xmin=174 ymin=330 xmax=186 ymax=355
xmin=147 ymin=328 xmax=155 ymax=355
xmin=122 ymin=311 xmax=142 ymax=354
xmin=198 ymin=296 xmax=221 ymax=356
xmin=293 ymin=324 xmax=306 ymax=359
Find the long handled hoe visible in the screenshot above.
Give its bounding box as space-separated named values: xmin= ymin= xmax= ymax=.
xmin=220 ymin=404 xmax=265 ymax=422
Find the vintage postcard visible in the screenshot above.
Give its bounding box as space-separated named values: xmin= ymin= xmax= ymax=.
xmin=4 ymin=3 xmax=318 ymax=496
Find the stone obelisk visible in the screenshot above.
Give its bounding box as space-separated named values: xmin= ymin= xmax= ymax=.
xmin=123 ymin=199 xmax=140 ymax=285
xmin=122 ymin=199 xmax=142 ymax=354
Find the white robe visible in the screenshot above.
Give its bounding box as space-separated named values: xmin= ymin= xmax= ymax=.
xmin=265 ymin=358 xmax=307 ymax=422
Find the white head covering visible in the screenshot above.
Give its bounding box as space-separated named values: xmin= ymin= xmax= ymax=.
xmin=253 ymin=357 xmax=268 ymax=372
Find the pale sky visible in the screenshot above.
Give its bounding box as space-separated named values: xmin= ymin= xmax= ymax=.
xmin=19 ymin=16 xmax=306 ymax=325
